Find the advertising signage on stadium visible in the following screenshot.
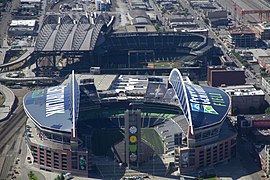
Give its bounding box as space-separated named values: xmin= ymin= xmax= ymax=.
xmin=46 ymin=85 xmax=67 ymax=117
xmin=23 ymin=71 xmax=80 ymax=132
xmin=24 ymin=84 xmax=73 ymax=131
xmin=252 ymin=120 xmax=270 ymax=128
xmin=169 ymin=68 xmax=230 ymax=130
xmin=185 ymin=83 xmax=230 ymax=128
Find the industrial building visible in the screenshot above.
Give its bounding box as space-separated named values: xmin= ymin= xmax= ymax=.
xmin=203 ymin=9 xmax=228 ymax=27
xmin=236 ymin=115 xmax=270 ymax=176
xmin=230 ymin=28 xmax=256 ymax=48
xmin=175 ymin=29 xmax=208 ymax=37
xmin=8 ymin=19 xmax=38 ymax=36
xmin=95 ymin=0 xmax=110 ymax=11
xmin=168 ymin=16 xmax=198 ymax=29
xmin=189 ymin=0 xmax=212 ymax=9
xmin=262 ymin=76 xmax=270 ymax=94
xmin=20 ymin=0 xmax=41 ymax=5
xmin=205 ymin=9 xmax=227 ymax=19
xmin=258 ymin=56 xmax=270 ymax=73
xmin=207 ymin=66 xmax=246 ymax=87
xmin=125 ymin=7 xmax=156 ymax=32
xmin=220 ymin=85 xmax=265 ymax=115
xmin=253 ymin=23 xmax=270 ymax=40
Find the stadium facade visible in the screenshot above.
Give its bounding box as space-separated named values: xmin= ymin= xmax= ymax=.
xmin=168 ymin=69 xmax=237 ymax=173
xmin=32 ymin=14 xmax=214 ymax=79
xmin=23 ymin=71 xmax=89 ymax=177
xmin=23 ymin=69 xmax=236 ymax=177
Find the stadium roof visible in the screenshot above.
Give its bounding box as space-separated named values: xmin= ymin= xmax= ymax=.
xmin=169 ymin=68 xmax=230 ymax=134
xmin=23 ymin=71 xmax=80 ymax=134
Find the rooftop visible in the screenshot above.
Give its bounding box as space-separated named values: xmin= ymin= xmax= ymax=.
xmin=245 ymin=114 xmax=270 ymax=121
xmin=169 ymin=68 xmax=231 ymax=130
xmin=258 ymin=56 xmax=270 ymax=64
xmin=220 ymin=85 xmax=265 ymax=96
xmin=112 ymin=75 xmax=160 ymax=94
xmin=20 ymin=0 xmax=41 ymax=3
xmin=259 ymin=22 xmax=270 ymax=30
xmin=62 ymin=74 xmax=117 ymax=91
xmin=185 ymin=84 xmax=231 ymax=129
xmin=23 ymin=72 xmax=79 ymax=133
xmin=10 ymin=20 xmax=36 ymax=27
xmin=209 ymin=66 xmax=244 ymax=71
xmin=253 ymin=128 xmax=270 ymax=136
xmin=230 ymin=26 xmax=255 ymax=34
xmin=248 ymin=49 xmax=269 ymax=59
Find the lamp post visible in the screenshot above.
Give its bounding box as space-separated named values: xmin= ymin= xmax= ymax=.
xmin=152 ymin=153 xmax=155 ymax=177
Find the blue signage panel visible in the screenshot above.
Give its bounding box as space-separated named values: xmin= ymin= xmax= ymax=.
xmin=169 ymin=68 xmax=230 ymax=130
xmin=24 ymin=84 xmax=74 ymax=132
xmin=185 ymin=84 xmax=230 ymax=128
xmin=23 ymin=72 xmax=80 ymax=132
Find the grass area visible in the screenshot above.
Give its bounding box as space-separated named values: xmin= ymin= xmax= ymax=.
xmin=151 ymin=61 xmax=182 ymax=68
xmin=141 ymin=128 xmax=164 ymax=154
xmin=28 ymin=171 xmax=38 ymax=180
xmin=0 ymin=94 xmax=4 ymax=105
xmin=79 ymin=105 xmax=179 ymax=120
xmin=5 ymin=50 xmax=27 ymax=63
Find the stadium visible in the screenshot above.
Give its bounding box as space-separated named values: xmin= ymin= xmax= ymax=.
xmin=23 ymin=69 xmax=237 ymax=177
xmin=31 ymin=14 xmax=213 ymax=79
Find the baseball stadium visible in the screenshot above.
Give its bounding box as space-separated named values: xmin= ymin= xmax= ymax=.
xmin=23 ymin=69 xmax=237 ymax=178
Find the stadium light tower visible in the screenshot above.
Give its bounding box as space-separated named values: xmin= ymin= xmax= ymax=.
xmin=124 ymin=109 xmax=142 ymax=169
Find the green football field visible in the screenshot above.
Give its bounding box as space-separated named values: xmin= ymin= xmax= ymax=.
xmin=80 ymin=107 xmax=179 ymax=120
xmin=141 ymin=128 xmax=164 ymax=154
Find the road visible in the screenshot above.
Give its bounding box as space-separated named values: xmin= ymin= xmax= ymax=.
xmin=148 ymin=0 xmax=164 ymax=25
xmin=180 ymin=0 xmax=257 ymax=81
xmin=0 ymin=106 xmax=27 ymax=179
xmin=236 ymin=138 xmax=265 ymax=180
xmin=0 ymin=47 xmax=34 ymax=70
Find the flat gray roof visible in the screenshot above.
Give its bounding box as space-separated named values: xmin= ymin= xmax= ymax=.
xmin=63 ymin=74 xmax=117 ymax=91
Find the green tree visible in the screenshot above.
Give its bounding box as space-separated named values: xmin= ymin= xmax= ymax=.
xmin=233 ymin=107 xmax=239 ymax=115
xmin=203 ymin=18 xmax=209 ymax=25
xmin=193 ymin=80 xmax=199 ymax=85
xmin=54 ymin=174 xmax=64 ymax=180
xmin=28 ymin=171 xmax=34 ymax=179
xmin=261 ymin=67 xmax=266 ymax=72
xmin=28 ymin=171 xmax=38 ymax=180
xmin=265 ymin=107 xmax=270 ymax=114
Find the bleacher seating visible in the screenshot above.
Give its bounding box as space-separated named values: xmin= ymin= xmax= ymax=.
xmin=154 ymin=119 xmax=182 ymax=153
xmin=103 ymin=32 xmax=206 ymax=52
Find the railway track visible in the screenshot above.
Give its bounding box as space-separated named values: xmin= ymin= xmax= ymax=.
xmin=0 ymin=106 xmax=26 ymax=152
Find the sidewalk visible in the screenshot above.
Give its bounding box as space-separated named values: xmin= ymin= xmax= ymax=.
xmin=0 ymin=84 xmax=15 ymax=121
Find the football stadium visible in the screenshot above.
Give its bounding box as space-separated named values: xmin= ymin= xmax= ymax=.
xmin=23 ymin=69 xmax=237 ymax=177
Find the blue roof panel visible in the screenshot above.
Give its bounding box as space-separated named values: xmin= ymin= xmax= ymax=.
xmin=185 ymin=83 xmax=230 ymax=129
xmin=24 ymin=84 xmax=73 ymax=132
